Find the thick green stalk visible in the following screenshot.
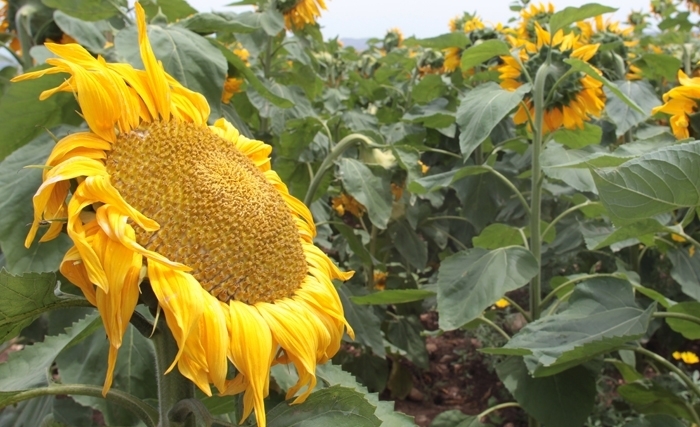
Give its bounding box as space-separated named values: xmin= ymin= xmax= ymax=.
xmin=152 ymin=324 xmax=195 ymax=427
xmin=529 ymin=63 xmax=551 ymax=324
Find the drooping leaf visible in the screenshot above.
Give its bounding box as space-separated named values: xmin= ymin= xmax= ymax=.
xmin=618 ymin=379 xmax=696 ymax=421
xmin=405 ymin=32 xmax=469 ymax=49
xmin=437 ymin=247 xmax=538 ymax=330
xmin=664 ymin=302 xmax=700 ymax=339
xmin=592 ymin=141 xmax=700 ymax=225
xmin=115 ymin=22 xmax=227 ymax=119
xmin=0 ymin=131 xmax=74 ymax=274
xmin=668 ymin=248 xmax=700 ymax=302
xmin=53 ymin=11 xmax=109 ymax=55
xmin=266 ymin=386 xmax=381 ymax=427
xmin=388 ymin=220 xmax=427 ymax=269
xmin=548 ymin=3 xmax=617 ymax=34
xmin=496 ymin=356 xmax=596 ymax=427
xmin=337 ymin=158 xmax=393 ymax=229
xmin=386 ymin=317 xmax=428 ymax=369
xmin=456 ymin=83 xmax=530 ymax=158
xmin=605 ymin=80 xmax=661 ymax=137
xmin=486 ymin=278 xmax=655 ymax=376
xmin=541 ymin=144 xmax=597 ymax=193
xmin=42 ymin=0 xmax=125 ymax=21
xmin=0 ymin=67 xmax=81 ymax=162
xmin=0 ymin=313 xmax=100 ymax=401
xmin=582 ymin=219 xmax=669 ymax=251
xmin=0 ymin=270 xmax=89 ymax=345
xmin=459 ymin=39 xmax=510 ymax=71
xmin=350 ymin=290 xmax=435 ymax=305
xmin=338 ymin=285 xmax=385 ymax=357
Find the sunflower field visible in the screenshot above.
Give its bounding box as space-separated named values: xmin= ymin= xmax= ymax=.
xmin=6 ymin=0 xmax=700 ymax=426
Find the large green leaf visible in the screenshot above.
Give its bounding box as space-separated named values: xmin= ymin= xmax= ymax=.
xmin=115 ymin=22 xmax=227 ymax=119
xmin=403 ymin=98 xmax=455 ymax=129
xmin=592 ymin=141 xmax=700 ymax=225
xmin=0 ymin=270 xmax=89 ymax=345
xmin=53 ymin=11 xmax=109 ymax=55
xmin=582 ymin=219 xmax=669 ymax=250
xmin=459 ymin=39 xmax=510 ymax=71
xmin=388 ymin=220 xmax=427 ymax=269
xmin=174 ymin=12 xmax=259 ymax=34
xmin=456 ymin=83 xmax=530 ymax=158
xmin=605 ymin=80 xmax=660 ymax=137
xmin=0 ymin=313 xmax=100 ymax=402
xmin=266 ymin=386 xmax=380 ymax=427
xmin=668 ymin=248 xmax=700 ymax=301
xmin=551 ymin=123 xmax=602 ymax=149
xmin=338 ymin=285 xmax=385 ymax=357
xmin=337 ymin=159 xmax=393 ymax=229
xmin=0 ymin=67 xmax=81 ymax=162
xmin=42 ymin=0 xmax=125 ymax=21
xmin=405 ymin=32 xmax=469 ymax=49
xmin=350 ymin=290 xmax=435 ymax=305
xmin=436 ymin=247 xmax=538 ymax=330
xmin=140 ymin=0 xmax=197 ymax=21
xmin=487 ymin=278 xmax=655 ymax=376
xmin=618 ymin=379 xmax=696 ymax=421
xmin=636 ymin=54 xmax=682 ymax=82
xmin=386 ymin=317 xmax=428 ymax=369
xmin=664 ymin=302 xmax=700 ymax=339
xmin=548 ymin=3 xmax=617 ymax=34
xmin=541 ymin=144 xmax=597 ymax=193
xmin=411 ymin=74 xmax=447 ymax=105
xmin=56 ymin=321 xmax=157 ymax=426
xmin=0 ymin=131 xmax=73 ymax=274
xmin=496 ymin=357 xmax=596 ymax=427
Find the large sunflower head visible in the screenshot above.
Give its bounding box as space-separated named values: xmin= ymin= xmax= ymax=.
xmin=652 ymin=70 xmax=700 ymax=139
xmin=278 ymin=0 xmax=327 ymax=30
xmin=15 ymin=3 xmax=353 ymax=427
xmin=576 ymin=15 xmax=636 ymax=80
xmin=442 ymin=17 xmax=504 ymax=74
xmin=499 ymin=23 xmax=605 ymax=133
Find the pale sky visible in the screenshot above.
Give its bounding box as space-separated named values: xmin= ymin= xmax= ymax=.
xmin=190 ymin=0 xmax=653 ymax=38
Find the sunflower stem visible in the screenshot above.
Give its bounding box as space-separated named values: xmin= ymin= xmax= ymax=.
xmin=152 ymin=321 xmax=195 ymax=427
xmin=15 ymin=4 xmax=37 ymax=71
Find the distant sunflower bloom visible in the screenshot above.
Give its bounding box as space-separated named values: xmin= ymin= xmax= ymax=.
xmin=652 ymin=70 xmax=700 ymax=139
xmin=279 ymin=0 xmax=327 ymax=30
xmin=15 ymin=4 xmax=353 ymax=427
xmin=673 ymin=351 xmax=700 ymax=364
xmin=499 ymin=23 xmax=605 ymax=133
xmin=518 ymin=2 xmax=556 ymax=45
xmin=331 ymin=193 xmax=366 ymax=218
xmin=577 ymin=15 xmax=637 ymax=81
xmin=687 ymin=0 xmax=700 ymax=13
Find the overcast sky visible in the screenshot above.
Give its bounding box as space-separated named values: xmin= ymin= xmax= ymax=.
xmin=190 ymin=0 xmax=654 ymax=38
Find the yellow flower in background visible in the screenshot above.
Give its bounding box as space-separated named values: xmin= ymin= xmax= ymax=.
xmin=672 ymin=233 xmax=688 ymax=243
xmin=499 ymin=23 xmax=606 ymax=133
xmin=652 ymin=70 xmax=700 ymax=139
xmin=418 ymin=160 xmax=430 ymax=174
xmin=221 ymin=77 xmax=243 ymax=104
xmin=576 ymin=15 xmax=637 ymax=81
xmin=687 ymin=0 xmax=700 ymax=13
xmin=518 ymin=2 xmax=556 ymax=43
xmin=673 ymin=351 xmax=700 ymax=364
xmin=494 ymin=298 xmax=510 ymax=309
xmin=15 ymin=4 xmax=353 ymax=427
xmin=331 ymin=193 xmax=366 ymax=218
xmin=280 ymin=0 xmax=327 ymax=30
xmin=373 ymin=271 xmax=388 ymax=290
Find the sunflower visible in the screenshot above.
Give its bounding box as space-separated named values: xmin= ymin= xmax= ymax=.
xmin=443 ymin=17 xmax=504 ymax=74
xmin=278 ymin=0 xmax=327 ymax=30
xmin=518 ymin=2 xmax=556 ymax=44
xmin=577 ymin=15 xmax=637 ymax=81
xmin=382 ymin=27 xmax=403 ymax=52
xmin=15 ymin=4 xmax=353 ymax=427
xmin=652 ymin=70 xmax=700 ymax=139
xmin=499 ymin=23 xmax=605 ymax=133
xmin=331 ymin=193 xmax=366 ymax=218
xmin=687 ymin=0 xmax=700 ymax=13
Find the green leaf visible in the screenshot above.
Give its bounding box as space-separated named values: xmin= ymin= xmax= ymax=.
xmin=386 ymin=317 xmax=428 ymax=369
xmin=0 ymin=67 xmax=81 ymax=162
xmin=497 ymin=357 xmax=596 ymax=427
xmin=334 ymin=223 xmax=373 ymax=265
xmin=259 ymin=8 xmax=285 ymax=36
xmin=436 ymin=247 xmax=538 ymax=330
xmin=139 ymin=0 xmax=197 ymax=21
xmin=212 ymin=40 xmax=294 ymax=109
xmin=0 ymin=131 xmax=73 ymax=274
xmin=488 ymin=278 xmax=655 ymax=376
xmin=0 ymin=270 xmax=89 ymax=345
xmin=472 ymin=223 xmax=524 ymax=249
xmin=548 ymin=3 xmax=617 ymax=34
xmin=56 ymin=321 xmax=157 ymax=426
xmin=174 ymin=12 xmax=259 ymax=34
xmin=403 ymin=98 xmax=455 ymax=129
xmin=431 ymin=410 xmax=487 ymax=427
xmin=338 ymin=285 xmax=385 ymax=357
xmin=53 ymin=11 xmax=109 ymax=55
xmin=0 ymin=313 xmax=100 ymax=401
xmin=411 ymin=75 xmax=447 ymax=105
xmin=115 ymin=23 xmax=227 ymax=119
xmin=388 ymin=220 xmax=427 ymax=269
xmin=350 ymin=290 xmax=435 ymax=305
xmin=618 ymin=379 xmax=696 ymax=421
xmin=622 ymin=414 xmax=686 ymax=427
xmin=315 ymin=364 xmax=415 ymax=426
xmin=605 ymin=80 xmax=661 ymax=137
xmin=266 ymin=385 xmax=381 ymax=427
xmin=551 ymin=123 xmax=602 ymax=149
xmin=408 ymin=165 xmax=488 ymax=194
xmin=337 ymin=159 xmax=393 ymax=229
xmin=665 ymin=302 xmax=700 ymax=339
xmin=582 ymin=218 xmax=669 ymax=250
xmin=636 ymin=54 xmax=682 ymax=82
xmin=592 ymin=141 xmax=700 ymax=225
xmin=668 ymin=248 xmax=700 ymax=302
xmin=541 ymin=144 xmax=597 ymax=193
xmin=456 ymin=83 xmax=530 ymax=158
xmin=565 ymin=58 xmax=644 ymax=114
xmin=405 ymin=32 xmax=469 ymax=49
xmin=42 ymin=0 xmax=125 ymax=21
xmin=459 ymin=39 xmax=510 ymax=71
